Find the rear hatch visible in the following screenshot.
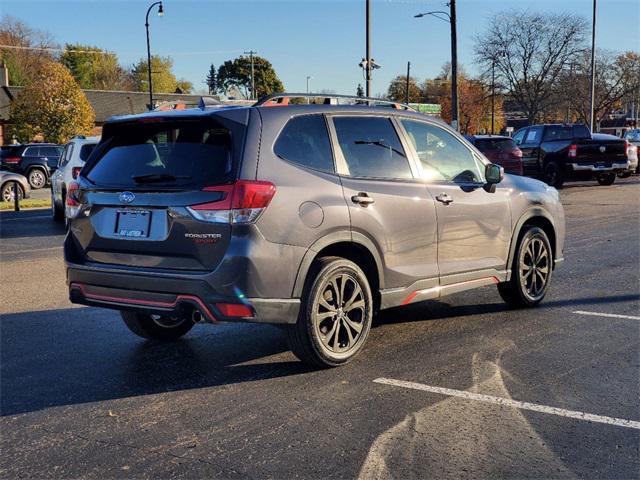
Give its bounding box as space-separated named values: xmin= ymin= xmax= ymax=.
xmin=576 ymin=134 xmax=626 ymax=164
xmin=73 ymin=114 xmax=246 ymax=271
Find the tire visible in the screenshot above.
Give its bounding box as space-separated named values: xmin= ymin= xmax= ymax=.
xmin=544 ymin=161 xmax=564 ymax=188
xmin=1 ymin=181 xmax=23 ymax=202
xmin=498 ymin=226 xmax=553 ymax=308
xmin=596 ymin=173 xmax=616 ymax=186
xmin=286 ymin=256 xmax=373 ymax=367
xmin=51 ymin=189 xmax=64 ymax=221
xmin=120 ymin=311 xmax=194 ymax=341
xmin=27 ymin=168 xmax=47 ymax=189
xmin=617 ymin=171 xmax=631 ymax=179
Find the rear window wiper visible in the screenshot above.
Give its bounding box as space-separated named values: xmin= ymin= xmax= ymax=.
xmin=131 ymin=173 xmax=192 ymax=184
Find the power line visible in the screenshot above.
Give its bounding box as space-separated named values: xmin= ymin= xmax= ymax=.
xmin=0 ymin=44 xmax=243 ymax=57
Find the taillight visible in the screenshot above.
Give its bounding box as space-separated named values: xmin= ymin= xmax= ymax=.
xmin=66 ymin=181 xmax=80 ymax=206
xmin=187 ymin=180 xmax=276 ymax=224
xmin=4 ymin=156 xmax=21 ymax=164
xmin=568 ymin=144 xmax=578 ymax=158
xmin=71 ymin=167 xmax=82 ymax=179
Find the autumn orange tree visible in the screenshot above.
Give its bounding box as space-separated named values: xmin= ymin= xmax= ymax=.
xmin=439 ymin=77 xmax=504 ymax=134
xmin=9 ymin=61 xmax=95 ymax=143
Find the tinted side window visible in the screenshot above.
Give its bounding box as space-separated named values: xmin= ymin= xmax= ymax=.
xmin=333 ymin=116 xmax=412 ymax=179
xmin=401 ymin=119 xmax=482 ymax=183
xmin=22 ymin=147 xmax=39 ymax=157
xmin=79 ymin=143 xmax=97 ymax=161
xmin=512 ymin=129 xmax=526 ymax=146
xmin=41 ymin=146 xmax=61 ymax=157
xmin=274 ymin=115 xmax=334 ymax=173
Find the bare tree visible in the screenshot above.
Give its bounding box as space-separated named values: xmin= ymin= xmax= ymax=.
xmin=558 ymin=50 xmax=640 ymax=128
xmin=475 ymin=11 xmax=587 ymax=124
xmin=0 ymin=15 xmax=57 ymax=86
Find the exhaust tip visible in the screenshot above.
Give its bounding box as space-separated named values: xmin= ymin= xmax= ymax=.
xmin=192 ymin=310 xmax=204 ymax=323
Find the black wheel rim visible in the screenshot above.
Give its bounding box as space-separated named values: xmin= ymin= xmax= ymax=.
xmin=30 ymin=171 xmax=45 ymax=188
xmin=314 ymin=273 xmax=366 ymax=354
xmin=545 ymin=165 xmax=557 ymax=185
xmin=519 ymin=236 xmax=550 ymax=300
xmin=151 ymin=315 xmax=186 ymax=328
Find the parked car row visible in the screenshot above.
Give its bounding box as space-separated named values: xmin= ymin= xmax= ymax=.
xmin=0 ymin=143 xmax=63 ymax=189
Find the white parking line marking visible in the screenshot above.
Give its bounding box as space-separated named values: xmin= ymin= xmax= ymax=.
xmin=373 ymin=378 xmax=640 ymax=430
xmin=573 ymin=310 xmax=640 ymax=320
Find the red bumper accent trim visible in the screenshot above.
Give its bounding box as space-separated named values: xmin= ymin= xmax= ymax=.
xmin=69 ymin=282 xmax=218 ymax=322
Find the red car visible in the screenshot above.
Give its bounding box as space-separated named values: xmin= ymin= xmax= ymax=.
xmin=466 ymin=135 xmax=523 ymax=175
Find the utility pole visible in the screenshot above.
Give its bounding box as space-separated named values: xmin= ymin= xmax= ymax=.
xmin=491 ymin=58 xmax=496 ymax=135
xmin=365 ymin=0 xmax=371 ymax=97
xmin=244 ymin=50 xmax=257 ymax=100
xmin=589 ymin=0 xmax=597 ymax=132
xmin=405 ymin=61 xmax=411 ymax=105
xmin=414 ymin=2 xmax=458 ymax=130
xmin=450 ymin=0 xmax=459 ymax=131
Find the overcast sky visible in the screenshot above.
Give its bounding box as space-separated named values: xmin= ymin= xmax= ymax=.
xmin=3 ymin=0 xmax=639 ymax=95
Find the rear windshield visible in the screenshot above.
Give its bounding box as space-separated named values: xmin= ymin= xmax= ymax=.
xmin=475 ymin=138 xmax=517 ymax=152
xmin=86 ymin=119 xmax=234 ymax=188
xmin=543 ymin=125 xmax=591 ymax=141
xmin=0 ymin=146 xmax=24 ymax=157
xmin=79 ymin=144 xmax=97 ymax=161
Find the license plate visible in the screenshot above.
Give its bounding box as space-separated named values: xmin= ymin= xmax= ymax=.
xmin=115 ymin=210 xmax=151 ymax=238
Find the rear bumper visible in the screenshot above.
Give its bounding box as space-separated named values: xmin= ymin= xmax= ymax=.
xmin=568 ymin=161 xmax=629 ymax=173
xmin=67 ymin=266 xmax=300 ymax=324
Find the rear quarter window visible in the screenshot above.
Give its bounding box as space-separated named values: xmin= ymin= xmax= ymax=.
xmin=274 ymin=115 xmax=334 ymax=173
xmin=79 ymin=144 xmax=97 ymax=161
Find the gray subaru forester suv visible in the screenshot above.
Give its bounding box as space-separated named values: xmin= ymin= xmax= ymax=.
xmin=65 ymin=94 xmax=565 ymax=367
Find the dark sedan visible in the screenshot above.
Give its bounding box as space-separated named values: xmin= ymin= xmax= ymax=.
xmin=465 ymin=135 xmax=523 ymax=175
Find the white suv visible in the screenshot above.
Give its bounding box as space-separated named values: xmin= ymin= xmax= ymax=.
xmin=51 ymin=136 xmax=100 ymax=222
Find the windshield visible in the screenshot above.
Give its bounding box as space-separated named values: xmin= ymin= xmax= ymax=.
xmin=85 ymin=119 xmax=234 ymax=188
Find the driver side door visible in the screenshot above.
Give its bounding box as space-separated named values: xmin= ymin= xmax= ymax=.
xmin=398 ymin=119 xmax=512 ymax=285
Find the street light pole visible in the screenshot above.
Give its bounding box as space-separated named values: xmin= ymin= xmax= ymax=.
xmin=449 ymin=0 xmax=459 ymax=131
xmin=306 ymin=75 xmax=312 ymax=104
xmin=414 ymin=2 xmax=459 ymax=130
xmin=145 ymin=1 xmax=163 ymax=111
xmin=244 ymin=50 xmax=257 ymax=100
xmin=365 ymin=0 xmax=371 ymax=97
xmin=405 ymin=61 xmax=411 ymax=105
xmin=589 ymin=0 xmax=597 ymax=132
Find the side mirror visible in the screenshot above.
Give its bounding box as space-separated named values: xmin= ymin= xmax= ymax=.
xmin=484 ymin=163 xmax=504 ymax=193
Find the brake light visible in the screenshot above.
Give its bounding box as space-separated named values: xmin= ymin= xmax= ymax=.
xmin=71 ymin=167 xmax=82 ymax=179
xmin=187 ymin=180 xmax=276 ymax=224
xmin=568 ymin=144 xmax=578 ymax=158
xmin=215 ymin=303 xmax=254 ymax=318
xmin=4 ymin=156 xmax=21 ymax=164
xmin=66 ymin=181 xmax=80 ymax=206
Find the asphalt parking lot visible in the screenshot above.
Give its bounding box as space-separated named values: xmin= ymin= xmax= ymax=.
xmin=1 ymin=178 xmax=638 ymax=479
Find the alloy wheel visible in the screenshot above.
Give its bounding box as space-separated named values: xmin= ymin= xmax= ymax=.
xmin=29 ymin=170 xmax=46 ymax=189
xmin=519 ymin=236 xmax=550 ymax=301
xmin=150 ymin=314 xmax=188 ymax=329
xmin=314 ymin=273 xmax=366 ymax=354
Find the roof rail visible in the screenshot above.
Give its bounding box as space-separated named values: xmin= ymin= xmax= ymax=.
xmin=254 ymin=93 xmax=416 ymax=111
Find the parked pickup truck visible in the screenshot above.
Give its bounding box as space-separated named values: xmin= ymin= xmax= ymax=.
xmin=512 ymin=124 xmax=628 ymax=188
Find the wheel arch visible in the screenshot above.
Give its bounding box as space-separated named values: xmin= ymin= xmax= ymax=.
xmin=507 ymin=208 xmax=558 ymax=278
xmin=292 ymin=231 xmax=384 ymax=302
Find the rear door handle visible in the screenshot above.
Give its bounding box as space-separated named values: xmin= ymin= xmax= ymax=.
xmin=351 ymin=192 xmax=375 ymax=206
xmin=435 ymin=193 xmax=453 ymax=205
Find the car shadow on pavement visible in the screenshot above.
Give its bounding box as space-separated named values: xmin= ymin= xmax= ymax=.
xmin=0 ymin=307 xmax=313 ymax=416
xmin=374 ymin=293 xmax=640 ymax=327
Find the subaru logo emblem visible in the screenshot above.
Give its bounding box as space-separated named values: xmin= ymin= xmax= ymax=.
xmin=599 ymin=145 xmax=606 ymax=153
xmin=119 ymin=191 xmax=135 ymax=204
